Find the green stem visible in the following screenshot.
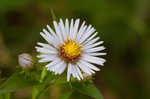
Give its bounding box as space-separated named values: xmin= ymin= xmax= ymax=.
xmin=32 ymin=79 xmax=57 ymax=99
xmin=51 ymin=9 xmax=57 ymax=21
xmin=32 ymin=67 xmax=57 ymax=99
xmin=5 ymin=93 xmax=10 ymax=99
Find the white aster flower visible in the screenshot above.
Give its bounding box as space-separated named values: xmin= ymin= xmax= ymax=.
xmin=36 ymin=18 xmax=106 ymax=81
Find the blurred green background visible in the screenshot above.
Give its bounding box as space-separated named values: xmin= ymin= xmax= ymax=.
xmin=0 ymin=0 xmax=150 ymax=99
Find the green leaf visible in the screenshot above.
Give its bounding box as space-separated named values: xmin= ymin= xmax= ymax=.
xmin=59 ymin=90 xmax=72 ymax=99
xmin=72 ymin=81 xmax=103 ymax=99
xmin=58 ymin=84 xmax=73 ymax=99
xmin=0 ymin=73 xmax=38 ymax=94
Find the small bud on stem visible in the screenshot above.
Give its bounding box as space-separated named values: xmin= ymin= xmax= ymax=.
xmin=18 ymin=53 xmax=33 ymax=69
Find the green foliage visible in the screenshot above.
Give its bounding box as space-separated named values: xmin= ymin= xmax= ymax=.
xmin=0 ymin=73 xmax=38 ymax=94
xmin=71 ymin=81 xmax=103 ymax=99
xmin=55 ymin=78 xmax=103 ymax=99
xmin=58 ymin=84 xmax=73 ymax=99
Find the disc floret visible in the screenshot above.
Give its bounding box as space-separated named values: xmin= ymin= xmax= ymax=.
xmin=59 ymin=39 xmax=81 ymax=62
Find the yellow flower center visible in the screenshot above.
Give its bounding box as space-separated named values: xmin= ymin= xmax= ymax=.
xmin=59 ymin=39 xmax=81 ymax=62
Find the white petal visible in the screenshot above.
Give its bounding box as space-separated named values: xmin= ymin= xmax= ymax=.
xmin=84 ymin=46 xmax=105 ymax=53
xmin=46 ymin=59 xmax=61 ymax=68
xmin=72 ymin=19 xmax=80 ymax=39
xmin=38 ymin=54 xmax=59 ymax=63
xmin=69 ymin=19 xmax=74 ymax=39
xmin=75 ymin=66 xmax=83 ymax=79
xmin=35 ymin=46 xmax=57 ymax=54
xmin=83 ymin=41 xmax=104 ymax=50
xmin=71 ymin=65 xmax=76 ymax=78
xmin=43 ymin=29 xmax=51 ymax=37
xmin=48 ymin=61 xmax=65 ymax=74
xmin=46 ymin=25 xmax=60 ymax=46
xmin=77 ymin=61 xmax=94 ymax=75
xmin=54 ymin=61 xmax=66 ymax=74
xmin=71 ymin=64 xmax=81 ymax=80
xmin=85 ymin=25 xmax=92 ymax=33
xmin=75 ymin=21 xmax=87 ymax=42
xmin=37 ymin=42 xmax=57 ymax=51
xmin=82 ymin=32 xmax=98 ymax=45
xmin=80 ymin=60 xmax=100 ymax=71
xmin=38 ymin=58 xmax=50 ymax=63
xmin=59 ymin=19 xmax=66 ymax=41
xmin=67 ymin=63 xmax=82 ymax=80
xmin=37 ymin=54 xmax=57 ymax=59
xmin=74 ymin=65 xmax=81 ymax=80
xmin=85 ymin=52 xmax=107 ymax=56
xmin=47 ymin=62 xmax=57 ymax=72
xmin=65 ymin=19 xmax=69 ymax=37
xmin=67 ymin=63 xmax=72 ymax=81
xmin=58 ymin=62 xmax=66 ymax=74
xmin=81 ymin=54 xmax=106 ymax=66
xmin=51 ymin=34 xmax=61 ymax=48
xmin=38 ymin=57 xmax=54 ymax=63
xmin=53 ymin=21 xmax=63 ymax=43
xmin=37 ymin=42 xmax=50 ymax=48
xmin=84 ymin=37 xmax=100 ymax=46
xmin=40 ymin=32 xmax=53 ymax=44
xmin=74 ymin=65 xmax=82 ymax=80
xmin=80 ymin=27 xmax=95 ymax=44
xmin=47 ymin=25 xmax=55 ymax=34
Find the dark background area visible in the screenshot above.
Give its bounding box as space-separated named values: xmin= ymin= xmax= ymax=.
xmin=0 ymin=0 xmax=150 ymax=99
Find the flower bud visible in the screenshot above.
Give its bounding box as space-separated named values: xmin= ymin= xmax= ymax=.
xmin=18 ymin=53 xmax=33 ymax=69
